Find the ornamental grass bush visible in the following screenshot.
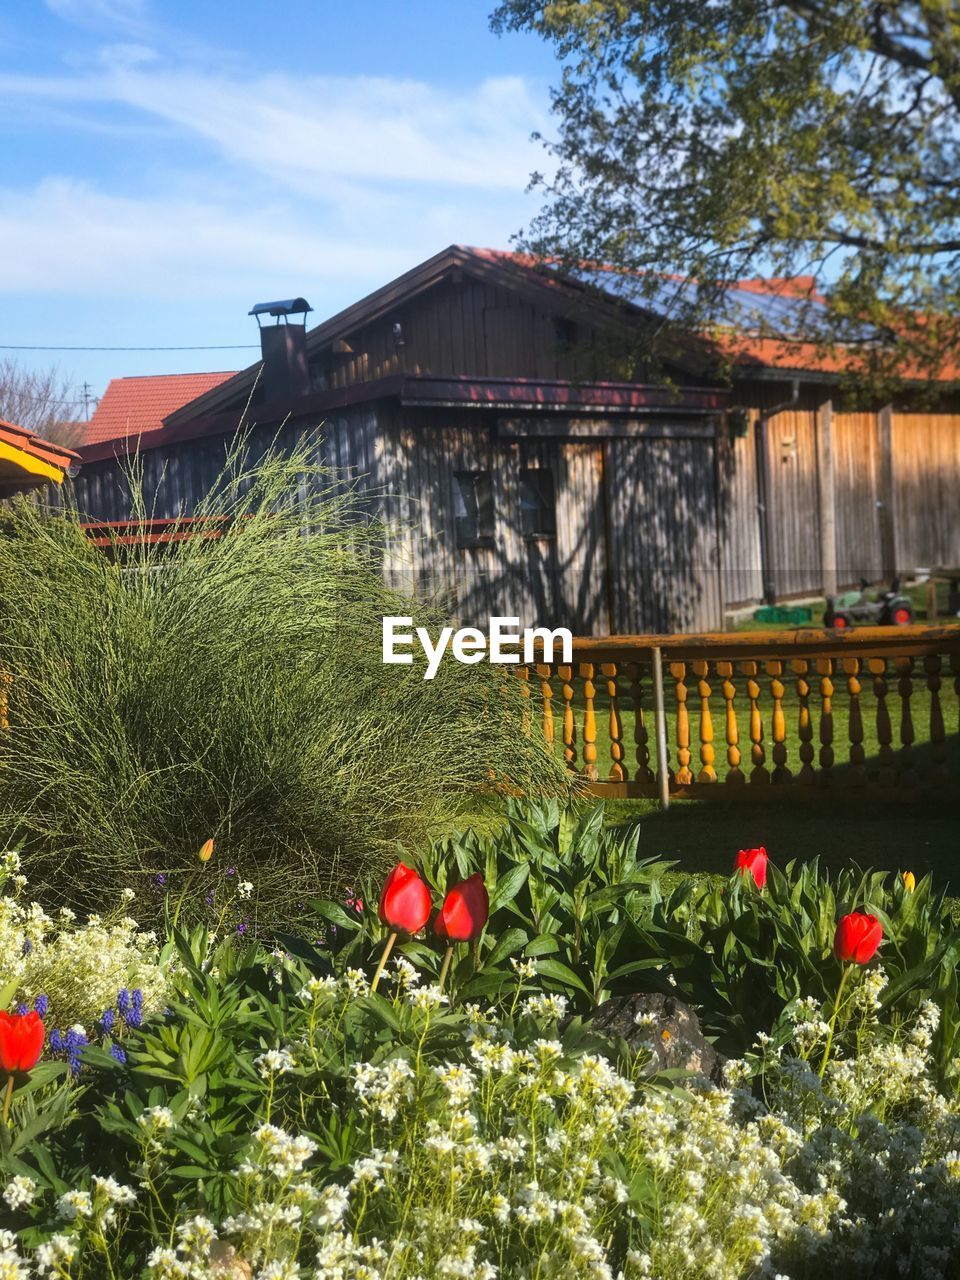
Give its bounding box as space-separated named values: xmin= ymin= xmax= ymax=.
xmin=0 ymin=440 xmax=568 ymax=924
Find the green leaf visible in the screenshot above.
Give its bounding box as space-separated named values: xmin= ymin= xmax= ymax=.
xmin=534 ymin=958 xmax=593 ymax=1000
xmin=483 ymin=927 xmax=529 ymax=968
xmin=489 ymin=864 xmax=530 ymax=914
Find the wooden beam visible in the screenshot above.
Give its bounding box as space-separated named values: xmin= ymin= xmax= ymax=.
xmin=877 ymin=404 xmax=897 ymax=579
xmin=816 ymin=399 xmax=837 ymax=596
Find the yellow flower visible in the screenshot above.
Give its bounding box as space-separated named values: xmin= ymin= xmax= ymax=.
xmin=902 ymin=870 xmax=916 ymax=892
xmin=197 ymin=838 xmax=214 ymax=864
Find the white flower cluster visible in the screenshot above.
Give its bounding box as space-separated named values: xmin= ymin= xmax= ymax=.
xmin=0 ymin=859 xmax=170 ymax=1027
xmin=255 ymin=1047 xmax=295 ymax=1079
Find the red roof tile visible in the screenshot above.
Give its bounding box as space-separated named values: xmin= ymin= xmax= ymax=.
xmin=83 ymin=372 xmax=238 ymax=447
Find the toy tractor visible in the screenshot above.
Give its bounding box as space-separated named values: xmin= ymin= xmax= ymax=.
xmin=823 ymin=578 xmax=914 ymax=630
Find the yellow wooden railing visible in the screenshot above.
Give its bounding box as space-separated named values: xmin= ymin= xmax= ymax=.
xmin=520 ymin=626 xmax=960 ymax=802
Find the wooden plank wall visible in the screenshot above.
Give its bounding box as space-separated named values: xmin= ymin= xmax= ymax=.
xmin=832 ymin=409 xmax=883 ymax=582
xmin=319 ymin=278 xmax=611 ymax=389
xmin=334 ymin=405 xmax=616 ymax=632
xmin=605 ymin=436 xmax=722 ymax=632
xmin=715 ymin=428 xmax=763 ymax=607
xmin=892 ymin=413 xmax=960 ymax=569
xmin=754 ymin=386 xmax=822 ymax=598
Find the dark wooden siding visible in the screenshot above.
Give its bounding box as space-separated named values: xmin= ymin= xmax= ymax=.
xmin=715 ymin=429 xmax=762 ymax=607
xmin=316 ymin=278 xmax=623 ymax=391
xmin=606 ymin=435 xmax=722 ymax=632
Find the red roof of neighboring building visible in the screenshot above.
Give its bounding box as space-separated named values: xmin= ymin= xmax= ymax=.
xmin=84 ymin=372 xmax=238 ymax=447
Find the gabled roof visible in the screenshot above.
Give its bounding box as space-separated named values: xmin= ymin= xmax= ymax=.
xmin=76 ymin=244 xmax=955 ymax=466
xmin=157 ymin=244 xmax=908 ymax=436
xmin=0 ymin=419 xmax=79 ymax=497
xmin=157 ymin=244 xmax=719 ymax=434
xmin=84 ymin=372 xmax=238 ymax=446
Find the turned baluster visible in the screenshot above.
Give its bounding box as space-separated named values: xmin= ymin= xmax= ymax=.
xmin=742 ymin=660 xmax=768 ymax=784
xmin=691 ymin=660 xmax=716 ymax=783
xmin=603 ymin=662 xmax=626 ymax=783
xmin=844 ymin=657 xmax=866 ymax=787
xmin=870 ymin=657 xmax=895 ymax=785
xmin=559 ymin=664 xmax=577 ymax=772
xmin=767 ymin=659 xmax=791 ymax=783
xmin=818 ymin=658 xmax=835 ymax=783
xmin=717 ymin=660 xmax=743 ymax=785
xmin=672 ymin=661 xmax=693 ymax=784
xmin=628 ymin=661 xmax=655 ymax=783
xmin=924 ymin=655 xmax=947 ymax=783
xmin=895 ymin=656 xmax=916 ymax=785
xmin=794 ymin=659 xmax=815 ymax=785
xmin=581 ymin=662 xmax=599 ymax=781
xmin=537 ymin=664 xmax=555 ymax=748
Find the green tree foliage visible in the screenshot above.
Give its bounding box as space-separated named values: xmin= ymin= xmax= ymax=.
xmin=492 ymin=0 xmax=960 ymax=386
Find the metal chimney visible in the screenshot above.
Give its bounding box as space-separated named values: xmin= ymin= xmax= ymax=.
xmin=248 ymin=298 xmax=313 ymax=403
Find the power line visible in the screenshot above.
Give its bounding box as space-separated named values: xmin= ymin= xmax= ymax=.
xmin=0 ymin=343 xmax=258 ymax=352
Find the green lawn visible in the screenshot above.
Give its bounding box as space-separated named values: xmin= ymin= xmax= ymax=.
xmin=452 ymin=791 xmax=960 ymax=898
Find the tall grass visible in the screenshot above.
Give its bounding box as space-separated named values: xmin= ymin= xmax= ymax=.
xmin=0 ymin=438 xmax=568 ymax=923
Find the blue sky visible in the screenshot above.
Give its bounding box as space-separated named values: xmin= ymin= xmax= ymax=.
xmin=0 ymin=1 xmax=558 ymax=408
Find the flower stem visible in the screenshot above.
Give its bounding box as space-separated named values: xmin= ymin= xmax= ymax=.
xmin=819 ymin=963 xmax=852 ymax=1080
xmin=370 ymin=931 xmax=397 ymax=993
xmin=437 ymin=945 xmax=454 ymax=993
xmin=2 ymin=1074 xmax=13 ymax=1126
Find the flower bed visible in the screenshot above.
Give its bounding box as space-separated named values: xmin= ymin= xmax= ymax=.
xmin=0 ymin=805 xmax=959 ymax=1278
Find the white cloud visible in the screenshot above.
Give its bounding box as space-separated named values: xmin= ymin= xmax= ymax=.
xmin=0 ymin=176 xmax=535 ymax=302
xmin=0 ymin=39 xmax=552 ymax=317
xmin=44 ymin=0 xmax=149 ymax=35
xmin=0 ymin=57 xmax=549 ymax=195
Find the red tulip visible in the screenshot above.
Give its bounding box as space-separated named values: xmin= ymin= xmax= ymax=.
xmin=734 ymin=846 xmax=768 ymax=890
xmin=0 ymin=1011 xmax=44 ymax=1073
xmin=435 ymin=874 xmax=489 ymax=942
xmin=378 ymin=864 xmax=432 ymax=935
xmin=834 ymin=912 xmax=883 ymax=964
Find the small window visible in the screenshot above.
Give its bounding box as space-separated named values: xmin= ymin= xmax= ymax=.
xmin=453 ymin=470 xmax=495 ymax=547
xmin=520 ymin=468 xmax=556 ymax=538
xmin=554 ymin=316 xmax=578 ymax=347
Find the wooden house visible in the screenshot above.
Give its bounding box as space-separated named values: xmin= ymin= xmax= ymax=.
xmin=71 ymin=246 xmax=960 ymax=634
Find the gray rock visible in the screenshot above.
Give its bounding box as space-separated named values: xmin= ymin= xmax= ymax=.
xmin=587 ymin=992 xmax=724 ymax=1083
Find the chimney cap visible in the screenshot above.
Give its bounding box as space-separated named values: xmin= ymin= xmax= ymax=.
xmin=248 ymin=297 xmax=313 ymax=319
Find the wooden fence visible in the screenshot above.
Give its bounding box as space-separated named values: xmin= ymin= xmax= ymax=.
xmin=520 ymin=625 xmax=960 ymax=802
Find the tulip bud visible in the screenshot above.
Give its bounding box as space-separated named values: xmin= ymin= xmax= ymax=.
xmin=902 ymin=871 xmax=916 ymax=892
xmin=378 ymin=864 xmax=432 ymax=935
xmin=435 ymin=873 xmax=489 ymax=942
xmin=734 ymin=846 xmax=768 ymax=890
xmin=833 ymin=911 xmax=882 ymax=965
xmin=197 ymin=838 xmax=214 ymax=864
